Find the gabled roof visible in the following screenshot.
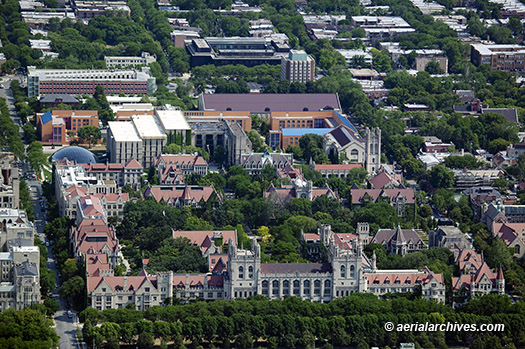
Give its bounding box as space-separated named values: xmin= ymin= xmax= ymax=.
xmin=156 ymin=154 xmax=208 ymax=168
xmin=482 ymin=108 xmax=518 ymax=124
xmin=93 ymin=192 xmax=129 ymax=203
xmin=209 ymin=254 xmax=228 ymax=273
xmin=78 ymin=195 xmax=105 ymax=218
xmin=364 ymin=269 xmax=443 ymax=286
xmin=369 ymin=171 xmax=400 ymax=189
xmin=40 ymin=111 xmax=52 ymax=125
xmin=351 ymin=188 xmax=415 ymax=204
xmin=371 ymin=227 xmax=424 ymax=246
xmin=124 ymin=158 xmax=143 ymax=169
xmin=144 ymin=185 xmax=221 ymax=205
xmin=88 ymin=275 xmax=150 ymax=292
xmin=172 ymin=230 xmax=237 ymax=249
xmin=326 ymin=124 xmax=362 ymax=148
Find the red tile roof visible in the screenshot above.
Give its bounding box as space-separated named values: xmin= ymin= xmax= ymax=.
xmin=302 ymin=233 xmax=320 ymax=242
xmin=172 ymin=230 xmax=237 ymax=248
xmin=364 ymin=269 xmax=443 ymax=286
xmin=208 ymin=254 xmax=228 ymax=272
xmin=124 ymin=158 xmax=143 ymax=169
xmin=88 ymin=275 xmax=150 ymax=292
xmin=78 ymin=195 xmax=105 ymax=217
xmin=314 ymin=164 xmax=362 ymax=171
xmin=144 ymin=186 xmax=221 ymax=205
xmin=93 ymin=192 xmax=129 ymax=203
xmin=156 ymin=154 xmax=208 ymax=168
xmin=369 ymin=171 xmax=400 ymax=189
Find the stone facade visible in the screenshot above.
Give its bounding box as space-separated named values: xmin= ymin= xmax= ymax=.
xmin=324 ymin=126 xmax=381 ymax=174
xmin=0 ymin=209 xmax=40 ymax=311
xmin=87 ymin=224 xmax=446 ymax=310
xmin=0 ymin=153 xmax=20 ymax=209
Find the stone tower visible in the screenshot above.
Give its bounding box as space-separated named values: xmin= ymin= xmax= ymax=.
xmin=496 ymin=265 xmax=505 ymax=294
xmin=365 ymin=127 xmax=381 ymax=174
xmin=357 ymin=222 xmax=370 ymax=247
xmin=226 ymin=238 xmax=260 ymax=299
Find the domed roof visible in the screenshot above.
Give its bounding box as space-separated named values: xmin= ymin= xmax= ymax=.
xmin=51 ymin=146 xmax=96 ymax=164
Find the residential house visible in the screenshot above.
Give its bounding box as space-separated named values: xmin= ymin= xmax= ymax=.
xmin=464 ymin=187 xmax=502 ymax=221
xmin=351 ymin=188 xmax=415 ymax=216
xmin=371 ymin=225 xmax=427 ymax=256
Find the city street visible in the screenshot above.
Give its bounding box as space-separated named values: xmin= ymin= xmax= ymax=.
xmin=26 ymin=147 xmax=81 ymax=349
xmin=0 ymin=75 xmax=24 ymax=136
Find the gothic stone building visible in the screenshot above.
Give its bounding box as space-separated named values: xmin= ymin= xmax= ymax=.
xmin=87 ymin=224 xmax=446 ymax=309
xmin=323 ymin=126 xmax=381 ymax=174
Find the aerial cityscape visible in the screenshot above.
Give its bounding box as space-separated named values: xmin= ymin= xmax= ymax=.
xmin=0 ymin=0 xmax=524 ymax=347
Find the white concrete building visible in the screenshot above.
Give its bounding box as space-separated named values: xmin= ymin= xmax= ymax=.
xmin=104 ymin=52 xmax=156 ymax=68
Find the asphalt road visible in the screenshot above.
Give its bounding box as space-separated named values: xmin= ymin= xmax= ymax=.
xmin=25 ymin=135 xmax=81 ymax=349
xmin=0 ymin=75 xmax=24 ymax=136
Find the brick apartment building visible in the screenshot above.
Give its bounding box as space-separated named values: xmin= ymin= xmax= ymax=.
xmin=471 ymin=44 xmax=525 ymax=72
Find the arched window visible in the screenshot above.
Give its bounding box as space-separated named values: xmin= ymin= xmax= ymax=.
xmin=272 ymin=280 xmax=279 ymax=296
xmin=516 ymin=245 xmax=521 ymax=255
xmin=303 ymin=280 xmax=311 ymax=296
xmin=283 ymin=280 xmax=290 ymax=296
xmin=265 ymin=107 xmax=271 ymax=112
xmin=248 ymin=266 xmax=253 ymax=278
xmin=238 ymin=266 xmax=244 ymax=279
xmin=340 ymin=265 xmax=346 ymax=278
xmin=350 ymin=265 xmax=355 ymax=278
xmin=324 ymin=280 xmax=331 ymax=296
xmin=262 ymin=281 xmax=269 ymax=295
xmin=314 ymin=280 xmax=321 ymax=295
xmin=293 ymin=280 xmax=300 ymax=296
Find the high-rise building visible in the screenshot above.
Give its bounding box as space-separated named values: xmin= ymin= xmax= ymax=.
xmin=280 ymin=50 xmax=315 ymax=83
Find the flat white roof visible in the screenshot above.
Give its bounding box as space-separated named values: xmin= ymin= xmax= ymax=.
xmin=131 ymin=114 xmax=167 ymax=139
xmin=106 ymin=96 xmax=143 ymax=103
xmin=108 ymin=121 xmax=141 ymax=142
xmin=472 ymin=43 xmax=525 ymax=55
xmin=155 ymin=110 xmax=191 ymax=131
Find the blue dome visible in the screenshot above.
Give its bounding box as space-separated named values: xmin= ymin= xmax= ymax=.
xmin=51 ymin=146 xmax=97 ymax=164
